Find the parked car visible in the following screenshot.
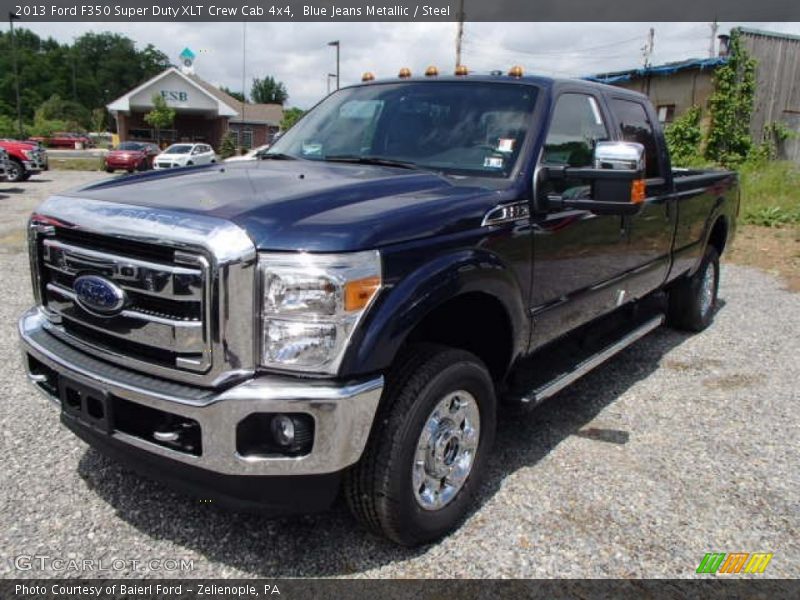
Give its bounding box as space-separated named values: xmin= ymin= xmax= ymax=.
xmin=153 ymin=143 xmax=217 ymax=169
xmin=30 ymin=132 xmax=94 ymax=149
xmin=224 ymin=144 xmax=271 ymax=163
xmin=104 ymin=142 xmax=160 ymax=173
xmin=0 ymin=139 xmax=48 ymax=182
xmin=19 ymin=71 xmax=738 ymax=546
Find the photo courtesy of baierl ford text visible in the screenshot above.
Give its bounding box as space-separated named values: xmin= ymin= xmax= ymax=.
xmin=0 ymin=0 xmax=798 ymax=597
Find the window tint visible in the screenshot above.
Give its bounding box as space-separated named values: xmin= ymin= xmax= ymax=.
xmin=543 ymin=94 xmax=609 ymax=167
xmin=610 ymin=99 xmax=661 ymax=178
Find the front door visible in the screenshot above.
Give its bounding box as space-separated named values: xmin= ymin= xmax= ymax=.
xmin=530 ymin=91 xmax=631 ymax=349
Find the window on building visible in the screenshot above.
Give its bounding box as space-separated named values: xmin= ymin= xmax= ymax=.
xmin=242 ymin=129 xmax=254 ymax=149
xmin=229 ymin=129 xmax=240 ymax=146
xmin=657 ymin=104 xmax=676 ymax=124
xmin=610 ymin=98 xmax=662 ymax=178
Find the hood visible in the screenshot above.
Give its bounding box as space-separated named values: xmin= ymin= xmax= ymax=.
xmin=67 ymin=160 xmax=507 ymax=252
xmin=0 ymin=140 xmax=37 ymax=150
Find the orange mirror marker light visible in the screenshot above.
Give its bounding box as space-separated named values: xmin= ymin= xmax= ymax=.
xmin=362 ymin=72 xmax=375 ymax=82
xmin=398 ymin=67 xmax=412 ymax=78
xmin=631 ymin=179 xmax=646 ymax=204
xmin=344 ymin=276 xmax=381 ymax=311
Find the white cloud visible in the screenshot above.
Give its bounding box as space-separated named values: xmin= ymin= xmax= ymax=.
xmin=21 ymin=21 xmax=800 ymax=108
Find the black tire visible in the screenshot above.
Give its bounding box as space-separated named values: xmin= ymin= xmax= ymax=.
xmin=6 ymin=159 xmax=24 ymax=183
xmin=137 ymin=160 xmax=147 ymax=172
xmin=668 ymin=246 xmax=720 ymax=332
xmin=126 ymin=168 xmax=134 ymax=174
xmin=105 ymin=167 xmax=114 ymax=173
xmin=345 ymin=344 xmax=496 ymax=545
xmin=186 ymin=161 xmax=194 ymax=166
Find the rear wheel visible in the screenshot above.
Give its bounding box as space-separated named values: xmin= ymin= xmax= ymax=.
xmin=668 ymin=246 xmax=720 ymax=332
xmin=345 ymin=344 xmax=496 ymax=545
xmin=104 ymin=167 xmax=114 ymax=173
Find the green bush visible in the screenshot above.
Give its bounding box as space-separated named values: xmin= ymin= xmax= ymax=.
xmin=739 ymin=160 xmax=800 ymax=227
xmin=664 ymin=106 xmax=704 ymax=167
xmin=218 ymin=132 xmax=237 ymax=159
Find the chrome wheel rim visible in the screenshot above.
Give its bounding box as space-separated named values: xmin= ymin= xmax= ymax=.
xmin=700 ymin=262 xmax=716 ymax=317
xmin=412 ymin=390 xmax=481 ymax=511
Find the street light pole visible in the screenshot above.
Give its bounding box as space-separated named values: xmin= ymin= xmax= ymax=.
xmin=327 ymin=40 xmax=340 ymax=90
xmin=8 ymin=12 xmax=23 ymax=138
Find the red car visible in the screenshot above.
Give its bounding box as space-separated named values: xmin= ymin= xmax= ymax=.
xmin=0 ymin=139 xmax=48 ymax=182
xmin=104 ymin=142 xmax=160 ymax=173
xmin=30 ymin=132 xmax=94 ymax=149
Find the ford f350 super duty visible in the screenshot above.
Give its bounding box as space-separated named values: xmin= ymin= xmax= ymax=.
xmin=19 ymin=70 xmax=738 ymax=545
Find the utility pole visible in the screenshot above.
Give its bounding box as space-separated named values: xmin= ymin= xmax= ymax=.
xmin=328 ymin=41 xmax=340 ymax=90
xmin=455 ymin=0 xmax=465 ymax=67
xmin=241 ymin=22 xmax=247 ymax=125
xmin=8 ymin=12 xmax=23 ymax=138
xmin=709 ymin=20 xmax=719 ymax=57
xmin=642 ymin=27 xmax=655 ymax=68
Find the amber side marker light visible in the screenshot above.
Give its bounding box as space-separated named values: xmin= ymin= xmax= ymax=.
xmin=455 ymin=65 xmax=469 ymax=76
xmin=508 ymin=65 xmax=524 ymax=78
xmin=398 ymin=67 xmax=412 ymax=78
xmin=631 ymin=179 xmax=646 ymax=204
xmin=425 ymin=66 xmax=439 ymax=77
xmin=344 ymin=277 xmax=381 ymax=311
xmin=362 ymin=72 xmax=375 ymax=82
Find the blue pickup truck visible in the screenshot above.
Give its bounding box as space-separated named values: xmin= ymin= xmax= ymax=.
xmin=20 ymin=69 xmax=738 ymax=545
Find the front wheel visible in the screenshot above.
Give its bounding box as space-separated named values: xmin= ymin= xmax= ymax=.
xmin=345 ymin=344 xmax=496 ymax=545
xmin=6 ymin=159 xmax=24 ymax=183
xmin=668 ymin=245 xmax=720 ymax=332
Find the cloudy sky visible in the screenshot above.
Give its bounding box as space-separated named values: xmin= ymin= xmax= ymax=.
xmin=22 ymin=21 xmax=800 ymax=108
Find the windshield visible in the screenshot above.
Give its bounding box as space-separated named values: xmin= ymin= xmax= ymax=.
xmin=164 ymin=144 xmax=192 ymax=154
xmin=117 ymin=142 xmax=143 ymax=151
xmin=268 ymin=82 xmax=539 ymax=177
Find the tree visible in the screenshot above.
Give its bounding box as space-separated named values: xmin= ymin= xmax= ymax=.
xmin=35 ymin=94 xmax=91 ymax=130
xmin=91 ymin=107 xmax=108 ymax=133
xmin=664 ymin=106 xmax=703 ymax=166
xmin=280 ymin=107 xmax=305 ymax=131
xmin=704 ymin=29 xmax=757 ymax=166
xmin=251 ymin=76 xmax=288 ymax=105
xmin=218 ymin=131 xmax=237 ymax=158
xmin=143 ymin=93 xmax=175 ymax=146
xmin=221 ymin=86 xmax=245 ymax=103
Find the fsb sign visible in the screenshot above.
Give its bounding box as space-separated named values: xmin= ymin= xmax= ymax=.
xmin=160 ymin=91 xmax=188 ymax=102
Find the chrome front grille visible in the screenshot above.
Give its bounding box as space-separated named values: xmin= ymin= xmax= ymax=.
xmin=28 ymin=194 xmax=258 ymax=387
xmin=39 ymin=233 xmax=212 ymax=373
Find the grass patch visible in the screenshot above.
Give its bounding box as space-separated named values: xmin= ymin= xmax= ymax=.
xmin=49 ymin=157 xmax=104 ymax=171
xmin=739 ymin=160 xmax=800 ymax=226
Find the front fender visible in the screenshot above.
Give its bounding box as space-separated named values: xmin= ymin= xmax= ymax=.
xmin=338 ymin=247 xmax=529 ymax=377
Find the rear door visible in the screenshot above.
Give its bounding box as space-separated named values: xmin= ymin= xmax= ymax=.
xmin=606 ymin=97 xmax=675 ymax=299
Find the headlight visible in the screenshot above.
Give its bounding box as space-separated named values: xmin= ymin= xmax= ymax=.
xmin=22 ymin=149 xmax=32 ymax=159
xmin=259 ymin=251 xmax=381 ymax=374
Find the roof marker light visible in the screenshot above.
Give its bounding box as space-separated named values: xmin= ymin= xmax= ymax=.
xmin=398 ymin=67 xmax=412 ymax=78
xmin=425 ymin=66 xmax=439 ymax=77
xmin=508 ymin=65 xmax=524 ymax=78
xmin=455 ymin=65 xmax=469 ymax=76
xmin=362 ymin=72 xmax=375 ymax=82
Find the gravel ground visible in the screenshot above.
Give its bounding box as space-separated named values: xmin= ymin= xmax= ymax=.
xmin=0 ymin=171 xmax=798 ymax=579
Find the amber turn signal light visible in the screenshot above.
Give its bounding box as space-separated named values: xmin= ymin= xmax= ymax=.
xmin=398 ymin=67 xmax=412 ymax=78
xmin=631 ymin=179 xmax=646 ymax=204
xmin=344 ymin=276 xmax=381 ymax=311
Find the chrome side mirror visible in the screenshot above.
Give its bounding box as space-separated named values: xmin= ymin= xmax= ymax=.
xmin=594 ymin=141 xmax=645 ymax=172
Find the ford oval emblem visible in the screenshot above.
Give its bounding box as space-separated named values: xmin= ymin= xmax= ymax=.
xmin=73 ymin=275 xmax=126 ymax=316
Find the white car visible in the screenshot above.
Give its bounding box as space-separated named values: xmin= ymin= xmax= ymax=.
xmin=153 ymin=143 xmax=217 ymax=169
xmin=224 ymin=144 xmax=271 ymax=163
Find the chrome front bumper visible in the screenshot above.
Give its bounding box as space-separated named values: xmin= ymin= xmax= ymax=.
xmin=19 ymin=308 xmax=383 ymax=476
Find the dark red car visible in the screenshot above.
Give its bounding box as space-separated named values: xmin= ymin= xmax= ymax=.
xmin=104 ymin=142 xmax=160 ymax=173
xmin=30 ymin=132 xmax=94 ymax=149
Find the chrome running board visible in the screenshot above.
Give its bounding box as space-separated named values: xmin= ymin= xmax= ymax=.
xmin=521 ymin=314 xmax=665 ymax=404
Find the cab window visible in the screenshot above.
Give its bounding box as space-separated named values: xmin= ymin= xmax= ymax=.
xmin=609 ymin=98 xmax=662 ymax=178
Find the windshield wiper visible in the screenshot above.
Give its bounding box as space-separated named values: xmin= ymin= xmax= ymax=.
xmin=260 ymin=152 xmax=297 ymax=160
xmin=323 ymin=155 xmax=419 ymax=170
